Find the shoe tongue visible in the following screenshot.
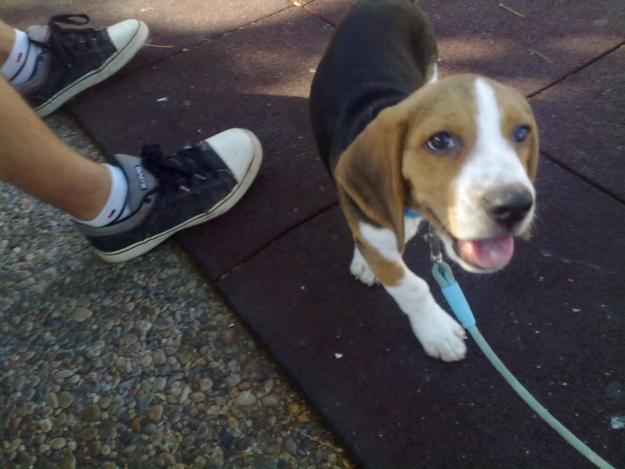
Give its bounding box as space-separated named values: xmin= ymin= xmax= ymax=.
xmin=112 ymin=154 xmax=159 ymax=212
xmin=26 ymin=25 xmax=51 ymax=43
xmin=456 ymin=234 xmax=514 ymax=270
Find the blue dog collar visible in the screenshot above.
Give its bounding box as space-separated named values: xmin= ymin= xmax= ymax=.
xmin=404 ymin=208 xmax=421 ymax=219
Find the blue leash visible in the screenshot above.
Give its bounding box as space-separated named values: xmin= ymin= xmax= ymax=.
xmin=425 ymin=225 xmax=614 ymax=468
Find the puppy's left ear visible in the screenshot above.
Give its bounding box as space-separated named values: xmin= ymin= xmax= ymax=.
xmin=335 ymin=106 xmax=408 ymax=247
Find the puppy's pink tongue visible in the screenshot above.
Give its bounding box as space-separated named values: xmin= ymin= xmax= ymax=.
xmin=456 ymin=234 xmax=514 ymax=270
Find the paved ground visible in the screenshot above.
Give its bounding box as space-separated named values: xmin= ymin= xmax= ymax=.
xmin=0 ymin=112 xmax=352 ymax=468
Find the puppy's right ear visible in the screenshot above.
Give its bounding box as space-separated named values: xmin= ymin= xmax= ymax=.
xmin=335 ymin=106 xmax=408 ymax=248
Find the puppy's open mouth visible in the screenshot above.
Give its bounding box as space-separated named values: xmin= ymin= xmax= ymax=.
xmin=423 ymin=207 xmax=514 ymax=271
xmin=454 ymin=234 xmax=514 ymax=270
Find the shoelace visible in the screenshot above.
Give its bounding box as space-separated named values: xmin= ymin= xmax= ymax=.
xmin=141 ymin=144 xmax=220 ymax=194
xmin=47 ymin=14 xmax=104 ymax=69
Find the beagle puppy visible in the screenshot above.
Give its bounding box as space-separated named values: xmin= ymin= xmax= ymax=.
xmin=309 ymin=0 xmax=538 ymax=362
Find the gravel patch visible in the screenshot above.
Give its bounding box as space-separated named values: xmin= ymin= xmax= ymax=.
xmin=0 ymin=111 xmax=352 ymax=468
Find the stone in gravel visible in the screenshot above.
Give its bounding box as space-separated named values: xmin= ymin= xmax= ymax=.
xmin=45 ymin=392 xmax=59 ymax=408
xmin=56 ymin=369 xmax=74 ymax=379
xmin=71 ymin=307 xmax=92 ymax=322
xmin=154 ymin=377 xmax=167 ymax=391
xmin=130 ymin=416 xmax=142 ymax=433
xmin=238 ymin=381 xmax=252 ymax=391
xmin=7 ymin=438 xmax=22 ymax=453
xmin=161 ymin=451 xmax=176 ymax=465
xmin=82 ymin=404 xmax=101 ymax=421
xmin=135 ymin=320 xmax=152 ymax=336
xmin=285 ymin=439 xmax=297 ymax=456
xmin=39 ymin=418 xmax=53 ymax=432
xmin=61 ymin=453 xmax=76 ymax=469
xmin=199 ymin=378 xmax=213 ymax=391
xmin=148 ymin=404 xmax=163 ymax=423
xmin=209 ymin=447 xmax=224 ymax=467
xmin=99 ymin=397 xmax=112 ymax=410
xmin=143 ymin=423 xmax=157 ymax=434
xmin=41 ymin=407 xmax=53 ymax=417
xmin=101 ymin=444 xmax=111 ymax=456
xmin=140 ymin=353 xmax=152 ymax=367
xmin=67 ymin=374 xmax=80 ymax=385
xmin=179 ymin=386 xmax=191 ymax=404
xmin=191 ymin=392 xmax=205 ymax=403
xmin=261 ymin=394 xmax=280 ymax=407
xmin=50 ymin=437 xmax=66 ymax=449
xmin=103 ymin=462 xmax=115 ymax=469
xmin=225 ymin=373 xmax=241 ymax=388
xmin=234 ymin=390 xmax=256 ymax=406
xmin=152 ymin=349 xmax=167 ymax=365
xmin=122 ymin=333 xmax=138 ymax=346
xmin=59 ymin=391 xmax=73 ymax=409
xmin=55 ymin=413 xmax=70 ymax=427
xmin=79 ymin=427 xmax=97 ymax=441
xmin=88 ymin=440 xmax=102 ymax=457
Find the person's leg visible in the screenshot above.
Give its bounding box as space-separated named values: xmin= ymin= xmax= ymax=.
xmin=0 ymin=71 xmax=263 ymax=262
xmin=0 ymin=19 xmax=15 ymax=63
xmin=0 ymin=76 xmax=111 ymax=220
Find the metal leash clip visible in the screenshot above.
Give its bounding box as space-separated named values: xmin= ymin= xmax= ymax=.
xmin=425 ymin=224 xmax=444 ymax=265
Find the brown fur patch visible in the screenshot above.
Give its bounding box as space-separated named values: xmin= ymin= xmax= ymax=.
xmin=400 ymin=75 xmax=481 ymax=233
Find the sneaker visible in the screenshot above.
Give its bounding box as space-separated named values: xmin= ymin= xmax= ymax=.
xmin=75 ymin=128 xmax=263 ymax=263
xmin=15 ymin=14 xmax=149 ymax=117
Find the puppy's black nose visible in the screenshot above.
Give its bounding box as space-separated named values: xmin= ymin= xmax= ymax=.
xmin=483 ymin=185 xmax=534 ymax=228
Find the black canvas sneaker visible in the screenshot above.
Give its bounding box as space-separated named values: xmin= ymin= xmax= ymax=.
xmin=75 ymin=128 xmax=263 ymax=263
xmin=15 ymin=14 xmax=148 ymax=117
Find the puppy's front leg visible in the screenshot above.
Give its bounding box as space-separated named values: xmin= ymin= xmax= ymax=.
xmin=350 ymin=214 xmax=423 ymax=287
xmin=357 ymin=222 xmax=467 ymax=362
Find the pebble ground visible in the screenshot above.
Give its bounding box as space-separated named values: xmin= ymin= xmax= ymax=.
xmin=0 ymin=111 xmax=353 ymax=468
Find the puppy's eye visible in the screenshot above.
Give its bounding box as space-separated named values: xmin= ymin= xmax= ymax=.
xmin=426 ymin=132 xmax=457 ymax=152
xmin=513 ymin=125 xmax=530 ymax=143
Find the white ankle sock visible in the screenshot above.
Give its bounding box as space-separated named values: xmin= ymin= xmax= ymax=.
xmin=75 ymin=164 xmax=131 ymax=227
xmin=0 ymin=29 xmax=42 ymax=85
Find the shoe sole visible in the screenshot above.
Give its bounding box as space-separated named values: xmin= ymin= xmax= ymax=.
xmin=35 ymin=20 xmax=149 ymax=117
xmin=93 ymin=130 xmax=263 ymax=263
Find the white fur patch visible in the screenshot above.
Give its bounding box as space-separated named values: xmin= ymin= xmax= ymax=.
xmin=450 ymin=78 xmax=535 ymax=242
xmin=358 ymin=222 xmax=402 ymax=262
xmin=350 ymin=246 xmax=378 ymax=286
xmin=403 ymin=214 xmax=423 ymax=245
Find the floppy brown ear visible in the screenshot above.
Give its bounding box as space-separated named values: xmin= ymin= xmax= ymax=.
xmin=334 ymin=106 xmax=408 ymax=247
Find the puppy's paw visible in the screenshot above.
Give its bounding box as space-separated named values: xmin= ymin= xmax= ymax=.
xmin=350 ymin=249 xmax=378 ymax=286
xmin=410 ymin=305 xmax=467 ymax=362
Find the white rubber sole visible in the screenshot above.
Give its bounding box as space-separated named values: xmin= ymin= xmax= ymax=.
xmin=35 ymin=20 xmax=149 ymax=117
xmin=94 ymin=130 xmax=263 ymax=263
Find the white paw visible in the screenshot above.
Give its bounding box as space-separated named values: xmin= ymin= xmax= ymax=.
xmin=350 ymin=248 xmax=379 ymax=286
xmin=409 ymin=304 xmax=467 ymax=362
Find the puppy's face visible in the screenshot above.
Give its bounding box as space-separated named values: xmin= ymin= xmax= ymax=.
xmin=401 ymin=75 xmax=538 ymax=273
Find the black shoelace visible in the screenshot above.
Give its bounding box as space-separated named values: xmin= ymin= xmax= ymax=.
xmin=47 ymin=14 xmax=105 ymax=69
xmin=141 ymin=144 xmax=220 ymax=194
